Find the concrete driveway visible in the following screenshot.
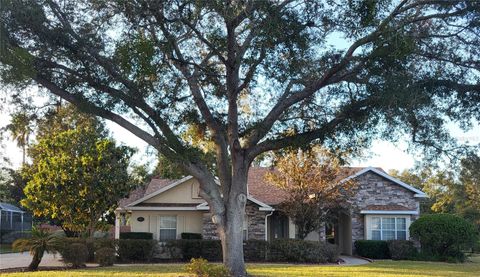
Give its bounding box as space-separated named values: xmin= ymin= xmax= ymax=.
xmin=0 ymin=252 xmax=64 ymax=269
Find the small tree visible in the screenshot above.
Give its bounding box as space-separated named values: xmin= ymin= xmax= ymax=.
xmin=20 ymin=106 xmax=134 ymax=236
xmin=12 ymin=227 xmax=60 ymax=271
xmin=265 ymin=148 xmax=355 ymax=239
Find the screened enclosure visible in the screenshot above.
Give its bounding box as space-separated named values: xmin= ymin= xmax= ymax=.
xmin=0 ymin=202 xmax=32 ymax=243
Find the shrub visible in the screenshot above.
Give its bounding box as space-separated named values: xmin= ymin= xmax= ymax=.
xmin=268 ymin=239 xmax=339 ymax=263
xmin=166 ymin=239 xmax=222 ymax=261
xmin=354 ymin=240 xmax=390 ymax=259
xmin=244 ymin=240 xmax=268 ymax=262
xmin=410 ymin=214 xmax=478 ymax=261
xmin=117 ymin=239 xmax=155 ymax=262
xmin=119 ymin=232 xmax=153 ymax=240
xmin=61 ymin=243 xmax=89 ymax=268
xmin=185 ymin=258 xmax=230 ymax=277
xmin=181 ymin=232 xmax=203 ymax=240
xmin=95 ymin=247 xmax=116 ymax=266
xmin=387 ymin=240 xmax=417 ymax=260
xmin=57 ymin=238 xmax=117 ymax=262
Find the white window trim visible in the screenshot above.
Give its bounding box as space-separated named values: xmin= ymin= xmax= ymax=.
xmin=158 ymin=215 xmax=177 ymax=241
xmin=364 ymin=215 xmax=410 ymax=240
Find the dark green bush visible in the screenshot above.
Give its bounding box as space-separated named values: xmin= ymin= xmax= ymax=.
xmin=166 ymin=239 xmax=338 ymax=263
xmin=354 ymin=240 xmax=390 ymax=259
xmin=120 ymin=232 xmax=153 ymax=240
xmin=181 ymin=232 xmax=203 ymax=239
xmin=244 ymin=240 xmax=269 ymax=262
xmin=61 ymin=243 xmax=89 ymax=268
xmin=387 ymin=240 xmax=417 ymax=260
xmin=117 ymin=239 xmax=156 ymax=262
xmin=95 ymin=247 xmax=116 ymax=266
xmin=57 ymin=238 xmax=117 ymax=262
xmin=268 ymin=239 xmax=339 ymax=263
xmin=410 ymin=214 xmax=478 ymax=261
xmin=166 ymin=239 xmax=222 ymax=261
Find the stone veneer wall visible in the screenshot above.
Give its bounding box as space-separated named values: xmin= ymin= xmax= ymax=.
xmin=202 ymin=201 xmax=267 ymax=240
xmin=349 ymin=172 xmax=419 ymax=243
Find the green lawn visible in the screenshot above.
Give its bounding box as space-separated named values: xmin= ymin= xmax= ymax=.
xmin=2 ymin=260 xmax=480 ymax=277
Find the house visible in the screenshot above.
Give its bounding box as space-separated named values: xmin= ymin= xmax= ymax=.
xmin=115 ymin=166 xmax=427 ymax=255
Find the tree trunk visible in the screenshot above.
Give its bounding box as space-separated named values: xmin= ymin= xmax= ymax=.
xmin=28 ymin=250 xmax=43 ymax=271
xmin=216 ymin=159 xmax=249 ymax=276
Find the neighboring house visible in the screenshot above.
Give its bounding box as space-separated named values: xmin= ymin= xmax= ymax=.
xmin=0 ymin=202 xmax=33 ymax=244
xmin=115 ymin=166 xmax=427 ymax=255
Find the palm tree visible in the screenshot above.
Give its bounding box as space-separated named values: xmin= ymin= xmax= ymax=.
xmin=12 ymin=227 xmax=61 ymax=271
xmin=5 ymin=112 xmax=34 ymax=165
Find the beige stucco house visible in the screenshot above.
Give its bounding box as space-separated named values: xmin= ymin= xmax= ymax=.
xmin=115 ymin=166 xmax=427 ymax=255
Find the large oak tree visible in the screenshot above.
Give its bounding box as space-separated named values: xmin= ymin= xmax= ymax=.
xmin=1 ymin=1 xmax=479 ymax=275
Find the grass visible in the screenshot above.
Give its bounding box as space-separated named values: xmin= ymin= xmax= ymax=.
xmin=2 ymin=260 xmax=480 ymax=277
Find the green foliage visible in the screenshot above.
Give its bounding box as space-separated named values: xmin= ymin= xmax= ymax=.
xmin=185 ymin=258 xmax=231 ymax=277
xmin=95 ymin=247 xmax=116 ymax=267
xmin=181 ymin=233 xmax=203 ymax=240
xmin=387 ymin=240 xmax=417 ymax=260
xmin=119 ymin=232 xmax=153 ymax=240
xmin=20 ymin=105 xmax=134 ymax=234
xmin=61 ymin=243 xmax=88 ymax=268
xmin=410 ymin=214 xmax=478 ymax=261
xmin=268 ymin=239 xmax=339 ymax=263
xmin=117 ymin=239 xmax=156 ymax=262
xmin=354 ymin=240 xmax=390 ymax=259
xmin=12 ymin=227 xmax=61 ymax=270
xmin=166 ymin=239 xmax=338 ymax=263
xmin=166 ymin=239 xmax=222 ymax=261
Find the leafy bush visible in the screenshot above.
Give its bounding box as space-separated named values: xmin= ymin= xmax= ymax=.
xmin=117 ymin=239 xmax=156 ymax=262
xmin=120 ymin=232 xmax=153 ymax=240
xmin=268 ymin=239 xmax=338 ymax=263
xmin=166 ymin=239 xmax=222 ymax=261
xmin=181 ymin=232 xmax=203 ymax=239
xmin=58 ymin=238 xmax=117 ymax=262
xmin=410 ymin=214 xmax=478 ymax=261
xmin=244 ymin=240 xmax=269 ymax=262
xmin=185 ymin=258 xmax=230 ymax=277
xmin=61 ymin=243 xmax=89 ymax=268
xmin=95 ymin=247 xmax=116 ymax=266
xmin=387 ymin=240 xmax=417 ymax=260
xmin=354 ymin=240 xmax=390 ymax=259
xmin=166 ymin=239 xmax=337 ymax=263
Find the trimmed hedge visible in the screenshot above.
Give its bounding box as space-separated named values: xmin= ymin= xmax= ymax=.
xmin=61 ymin=243 xmax=89 ymax=268
xmin=117 ymin=239 xmax=156 ymax=262
xmin=269 ymin=239 xmax=339 ymax=263
xmin=181 ymin=232 xmax=203 ymax=240
xmin=387 ymin=240 xmax=417 ymax=260
xmin=166 ymin=239 xmax=338 ymax=263
xmin=95 ymin=247 xmax=116 ymax=266
xmin=354 ymin=240 xmax=390 ymax=259
xmin=120 ymin=232 xmax=153 ymax=240
xmin=57 ymin=238 xmax=116 ymax=262
xmin=166 ymin=239 xmax=222 ymax=261
xmin=410 ymin=214 xmax=478 ymax=261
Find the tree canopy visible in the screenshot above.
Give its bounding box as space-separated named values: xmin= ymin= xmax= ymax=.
xmin=1 ymin=0 xmax=479 ymax=274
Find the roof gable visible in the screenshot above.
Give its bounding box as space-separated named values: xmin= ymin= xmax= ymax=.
xmin=340 ymin=167 xmax=427 ymax=198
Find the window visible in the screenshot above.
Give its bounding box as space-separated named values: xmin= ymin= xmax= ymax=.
xmin=369 ymin=216 xmax=408 ymax=240
xmin=159 ymin=216 xmax=177 ymax=241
